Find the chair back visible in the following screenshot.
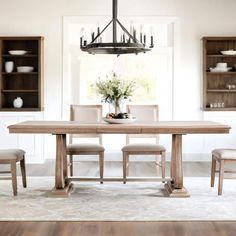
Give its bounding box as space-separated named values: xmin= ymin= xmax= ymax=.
xmin=69 ymin=105 xmax=102 ymax=144
xmin=126 ymin=104 xmax=159 ymax=144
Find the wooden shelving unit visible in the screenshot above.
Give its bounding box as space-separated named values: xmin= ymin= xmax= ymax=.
xmin=0 ymin=36 xmax=44 ymax=111
xmin=203 ymin=37 xmax=236 ymax=111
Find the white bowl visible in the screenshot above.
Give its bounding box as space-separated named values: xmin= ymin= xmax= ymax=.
xmin=221 ymin=50 xmax=236 ymax=56
xmin=17 ymin=66 xmax=34 ymax=73
xmin=103 ymin=117 xmax=136 ymax=124
xmin=9 ymin=50 xmax=27 ymax=55
xmin=216 ymin=62 xmax=227 ymax=68
xmin=209 ymin=67 xmax=232 ymax=72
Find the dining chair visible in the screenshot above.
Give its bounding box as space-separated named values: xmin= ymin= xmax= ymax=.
xmin=0 ymin=149 xmax=27 ymax=196
xmin=211 ymin=148 xmax=236 ymax=195
xmin=122 ymin=105 xmax=166 ymax=184
xmin=67 ymin=105 xmax=105 ymax=183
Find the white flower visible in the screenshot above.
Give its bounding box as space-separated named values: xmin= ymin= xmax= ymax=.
xmin=95 ymin=72 xmax=135 ymax=104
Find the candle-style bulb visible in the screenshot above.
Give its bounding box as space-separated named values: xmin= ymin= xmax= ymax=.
xmin=92 ymin=32 xmax=95 ymax=42
xmin=97 ymin=23 xmax=100 ymax=36
xmin=150 ymin=26 xmax=154 ymax=48
xmin=150 ymin=36 xmax=154 ymax=48
xmin=80 ymin=27 xmax=85 ymax=37
xmin=80 ymin=37 xmax=83 ymax=47
xmin=150 ymin=26 xmax=153 ymax=36
xmin=80 ymin=28 xmax=85 ymax=47
xmin=130 ymin=21 xmax=134 ymax=35
xmin=123 ymin=34 xmax=125 ymax=43
xmin=140 ymin=25 xmax=143 ymax=33
xmin=133 ymin=28 xmax=136 ymax=43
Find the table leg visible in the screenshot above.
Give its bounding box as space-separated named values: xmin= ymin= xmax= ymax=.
xmin=165 ymin=134 xmax=189 ymax=197
xmin=55 ymin=134 xmax=66 ymax=189
xmin=47 ymin=134 xmax=73 ymax=197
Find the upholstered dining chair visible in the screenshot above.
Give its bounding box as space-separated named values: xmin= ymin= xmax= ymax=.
xmin=67 ymin=105 xmax=105 ymax=183
xmin=211 ymin=148 xmax=236 ymax=195
xmin=122 ymin=105 xmax=166 ymax=184
xmin=0 ymin=149 xmax=27 ymax=196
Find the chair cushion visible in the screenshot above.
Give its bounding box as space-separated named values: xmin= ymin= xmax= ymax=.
xmin=0 ymin=149 xmax=25 ymax=161
xmin=67 ymin=143 xmax=105 ymax=154
xmin=212 ymin=149 xmax=236 ymax=160
xmin=122 ymin=143 xmax=166 ymax=152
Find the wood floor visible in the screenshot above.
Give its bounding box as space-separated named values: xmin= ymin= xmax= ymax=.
xmin=0 ymin=221 xmax=236 ymax=236
xmin=1 ymin=161 xmax=236 ymax=236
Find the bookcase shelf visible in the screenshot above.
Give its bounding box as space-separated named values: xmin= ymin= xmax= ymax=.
xmin=203 ymin=37 xmax=236 ymax=111
xmin=0 ymin=37 xmax=44 ymax=111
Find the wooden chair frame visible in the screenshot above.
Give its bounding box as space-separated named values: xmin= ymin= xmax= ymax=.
xmin=0 ymin=155 xmax=27 ymax=196
xmin=123 ymin=105 xmax=166 ymax=184
xmin=211 ymin=153 xmax=236 ymax=195
xmin=67 ymin=105 xmax=104 ymax=183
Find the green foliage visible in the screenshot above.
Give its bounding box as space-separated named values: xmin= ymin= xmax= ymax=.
xmin=95 ymin=72 xmax=136 ymax=103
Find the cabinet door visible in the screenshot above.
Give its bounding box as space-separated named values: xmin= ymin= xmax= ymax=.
xmin=0 ymin=112 xmax=44 ymax=163
xmin=203 ymin=112 xmax=236 ymax=150
xmin=18 ymin=115 xmax=43 ymax=163
xmin=0 ymin=116 xmax=18 ymax=149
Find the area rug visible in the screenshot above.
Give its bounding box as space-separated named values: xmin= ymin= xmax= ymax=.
xmin=0 ymin=177 xmax=236 ymax=221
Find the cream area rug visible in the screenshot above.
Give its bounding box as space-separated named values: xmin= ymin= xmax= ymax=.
xmin=0 ymin=177 xmax=236 ymax=221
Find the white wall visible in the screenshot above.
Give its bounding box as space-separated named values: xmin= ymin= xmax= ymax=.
xmin=1 ymin=0 xmax=236 ymax=161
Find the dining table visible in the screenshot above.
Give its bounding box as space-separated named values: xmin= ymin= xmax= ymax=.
xmin=8 ymin=120 xmax=230 ymax=198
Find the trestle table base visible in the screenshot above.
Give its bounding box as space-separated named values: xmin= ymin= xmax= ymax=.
xmin=66 ymin=177 xmax=171 ymax=182
xmin=164 ymin=181 xmax=190 ymax=198
xmin=47 ymin=182 xmax=74 ymax=198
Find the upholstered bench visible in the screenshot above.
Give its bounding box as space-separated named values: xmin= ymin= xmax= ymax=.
xmin=211 ymin=149 xmax=236 ymax=195
xmin=0 ymin=149 xmax=27 ymax=196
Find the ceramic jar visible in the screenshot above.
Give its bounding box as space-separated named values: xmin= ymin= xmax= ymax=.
xmin=5 ymin=61 xmax=14 ymax=73
xmin=13 ymin=97 xmax=23 ymax=108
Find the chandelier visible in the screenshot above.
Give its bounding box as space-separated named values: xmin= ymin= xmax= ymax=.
xmin=80 ymin=0 xmax=154 ymax=55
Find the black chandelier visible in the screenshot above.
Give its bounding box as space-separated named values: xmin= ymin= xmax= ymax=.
xmin=80 ymin=0 xmax=154 ymax=55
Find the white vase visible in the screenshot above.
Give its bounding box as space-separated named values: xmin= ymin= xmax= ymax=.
xmin=5 ymin=61 xmax=14 ymax=73
xmin=13 ymin=97 xmax=23 ymax=108
xmin=109 ymin=98 xmax=124 ymax=114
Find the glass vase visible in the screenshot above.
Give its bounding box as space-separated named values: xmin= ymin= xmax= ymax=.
xmin=109 ymin=98 xmax=123 ymax=114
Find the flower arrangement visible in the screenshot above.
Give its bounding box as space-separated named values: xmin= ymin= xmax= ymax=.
xmin=95 ymin=72 xmax=135 ymax=113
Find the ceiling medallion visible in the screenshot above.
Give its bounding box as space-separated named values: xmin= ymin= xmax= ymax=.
xmin=80 ymin=0 xmax=154 ymax=55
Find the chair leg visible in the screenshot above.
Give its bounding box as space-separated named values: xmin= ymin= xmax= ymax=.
xmin=218 ymin=160 xmax=225 ymax=195
xmin=123 ymin=152 xmax=127 ymax=184
xmin=69 ymin=155 xmax=73 ymax=176
xmin=211 ymin=155 xmax=216 ymax=187
xmin=126 ymin=155 xmax=129 ymax=176
xmin=20 ymin=156 xmax=27 ymax=188
xmin=10 ymin=160 xmax=17 ymax=196
xmin=161 ymin=152 xmax=166 ymax=183
xmin=99 ymin=152 xmax=104 ymax=184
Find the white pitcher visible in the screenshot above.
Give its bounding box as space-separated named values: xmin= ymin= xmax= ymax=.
xmin=5 ymin=61 xmax=14 ymax=73
xmin=13 ymin=97 xmax=23 ymax=108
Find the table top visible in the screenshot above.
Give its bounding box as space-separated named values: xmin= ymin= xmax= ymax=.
xmin=8 ymin=120 xmax=231 ymax=135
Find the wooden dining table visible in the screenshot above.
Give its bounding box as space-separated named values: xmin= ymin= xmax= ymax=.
xmin=8 ymin=120 xmax=230 ymax=198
